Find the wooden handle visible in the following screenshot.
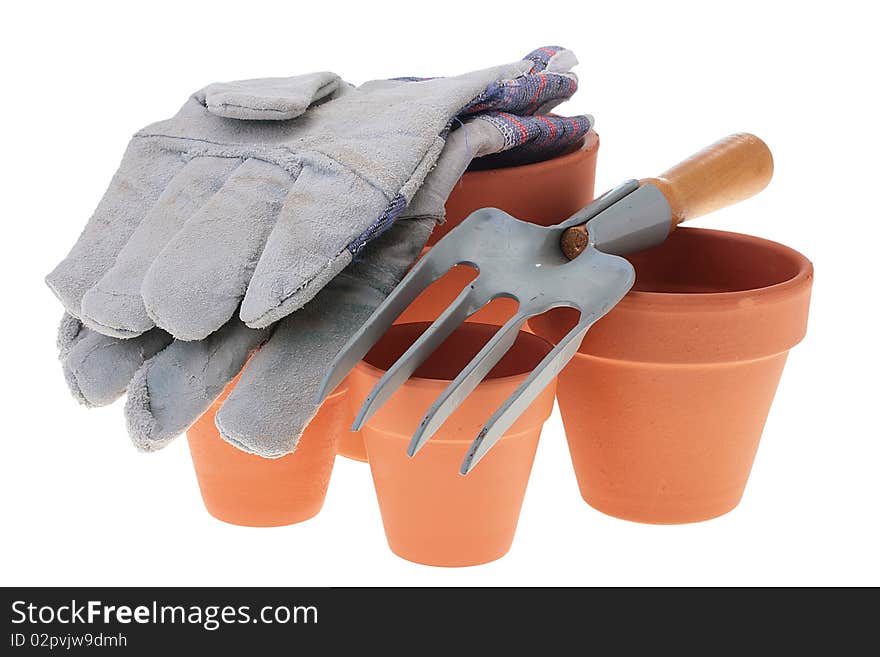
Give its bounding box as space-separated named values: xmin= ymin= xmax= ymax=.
xmin=560 ymin=133 xmax=773 ymax=259
xmin=642 ymin=132 xmax=773 ymax=226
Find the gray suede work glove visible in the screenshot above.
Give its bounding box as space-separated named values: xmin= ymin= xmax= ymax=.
xmin=57 ymin=215 xmax=430 ymax=452
xmin=47 ymin=47 xmax=583 ymax=342
xmin=58 ymin=107 xmax=593 ymax=456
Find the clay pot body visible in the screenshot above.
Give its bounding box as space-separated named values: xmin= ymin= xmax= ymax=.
xmin=187 ymin=374 xmax=348 ymax=527
xmin=349 ymin=323 xmax=555 ymax=566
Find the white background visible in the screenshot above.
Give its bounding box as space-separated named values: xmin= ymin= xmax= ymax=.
xmin=2 ymin=1 xmax=877 ymax=586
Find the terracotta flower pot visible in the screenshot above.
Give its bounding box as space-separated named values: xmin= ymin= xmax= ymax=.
xmin=336 ymin=133 xmax=599 ymax=461
xmin=187 ymin=373 xmax=348 ymax=527
xmin=529 ymin=228 xmax=813 ymax=524
xmin=349 ymin=322 xmax=556 ymax=566
xmin=429 ymin=131 xmax=599 ymax=246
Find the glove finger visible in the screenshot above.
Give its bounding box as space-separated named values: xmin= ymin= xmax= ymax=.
xmin=141 ymin=158 xmax=292 ymax=341
xmin=46 ymin=139 xmax=187 ymax=317
xmin=124 ymin=318 xmax=271 ymax=451
xmin=238 ymin=162 xmax=389 ymax=329
xmin=57 ymin=313 xmax=172 ymax=407
xmin=57 ymin=312 xmax=88 ymax=360
xmin=217 ymin=217 xmax=434 ymax=457
xmin=528 ymin=46 xmax=579 ymax=75
xmin=79 ymin=156 xmax=241 ymax=338
xmin=202 ymin=72 xmax=342 ymax=120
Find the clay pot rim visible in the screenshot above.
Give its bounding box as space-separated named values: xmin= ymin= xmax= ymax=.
xmin=462 ymin=129 xmax=598 ymax=179
xmin=353 ymin=357 xmax=538 ymax=391
xmin=619 ymin=228 xmax=813 ymax=309
xmin=368 ymin=427 xmax=538 ymax=446
xmin=353 ymin=329 xmax=552 ymax=389
xmin=321 ymin=385 xmax=348 ymax=401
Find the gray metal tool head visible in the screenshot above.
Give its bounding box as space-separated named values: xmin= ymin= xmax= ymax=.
xmin=318 ymin=180 xmax=673 ymax=474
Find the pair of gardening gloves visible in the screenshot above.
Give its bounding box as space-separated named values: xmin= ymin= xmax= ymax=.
xmin=47 ymin=46 xmax=592 ymax=457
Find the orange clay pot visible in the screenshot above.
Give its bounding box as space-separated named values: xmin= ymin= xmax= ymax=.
xmin=529 ymin=228 xmax=813 ymax=524
xmin=349 ymin=323 xmax=555 ymax=566
xmin=187 ymin=372 xmax=348 ymax=527
xmin=336 ymin=133 xmax=599 ymax=461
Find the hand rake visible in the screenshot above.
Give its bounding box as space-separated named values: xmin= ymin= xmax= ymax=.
xmin=319 ymin=133 xmax=774 ymax=474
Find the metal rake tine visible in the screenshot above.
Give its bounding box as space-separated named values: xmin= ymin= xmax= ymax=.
xmin=460 ymin=317 xmax=592 ymax=475
xmin=317 ymin=248 xmax=458 ymax=402
xmin=408 ymin=311 xmax=530 ymax=457
xmin=351 ymin=284 xmax=487 ymax=431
